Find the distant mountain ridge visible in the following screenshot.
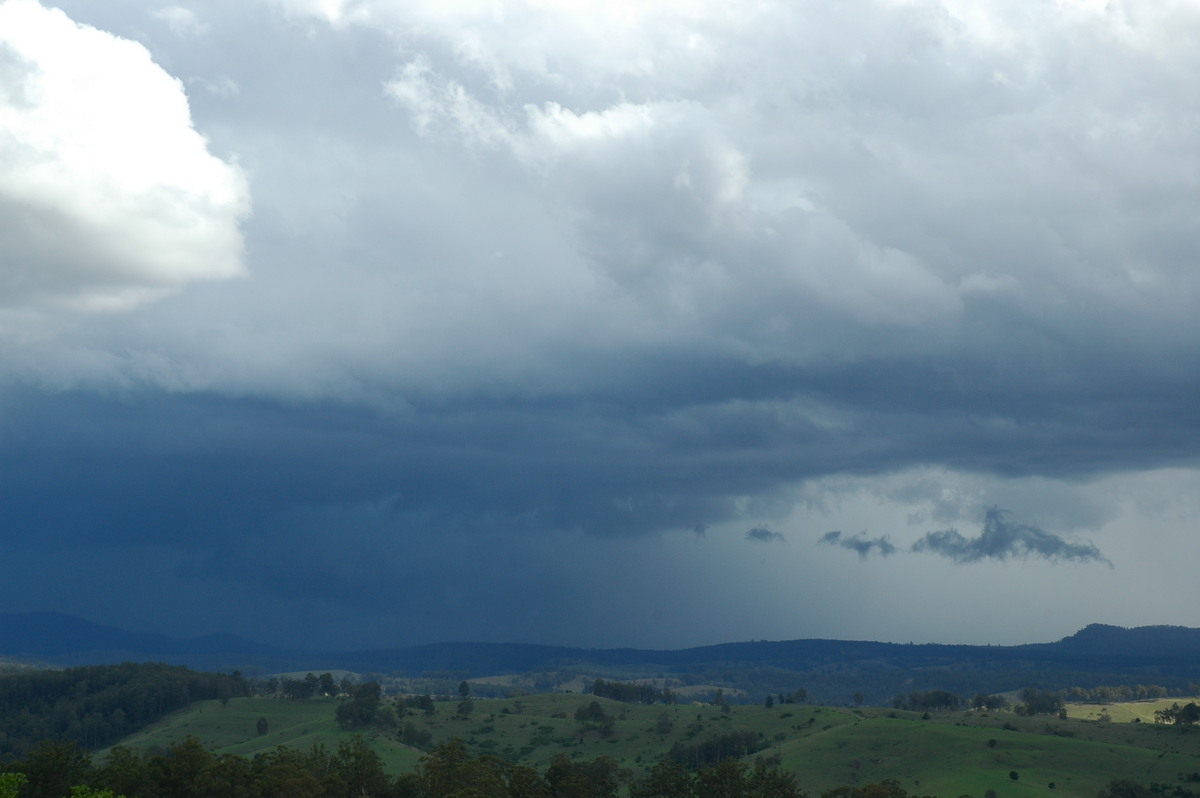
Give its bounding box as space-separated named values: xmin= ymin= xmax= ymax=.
xmin=0 ymin=612 xmax=278 ymax=665
xmin=1052 ymin=622 xmax=1200 ymax=656
xmin=2 ymin=613 xmax=1199 ymax=701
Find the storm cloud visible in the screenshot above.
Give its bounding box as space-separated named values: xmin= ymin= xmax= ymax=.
xmin=912 ymin=508 xmax=1111 ymax=566
xmin=0 ymin=0 xmax=1197 ymax=649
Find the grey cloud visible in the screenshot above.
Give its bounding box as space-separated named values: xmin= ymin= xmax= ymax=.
xmin=746 ymin=527 xmax=785 ymax=543
xmin=819 ymin=530 xmax=896 ymax=559
xmin=1 ymin=0 xmax=1197 ymax=649
xmin=911 ymin=507 xmax=1111 ymax=566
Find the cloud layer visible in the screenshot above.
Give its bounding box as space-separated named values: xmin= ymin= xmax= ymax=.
xmin=0 ymin=0 xmax=1197 ymax=648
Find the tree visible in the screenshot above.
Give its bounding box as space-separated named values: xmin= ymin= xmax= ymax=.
xmin=545 ymin=754 xmax=624 ymax=798
xmin=251 ymin=745 xmax=332 ymax=798
xmin=747 ymin=757 xmax=804 ymax=798
xmin=545 ymin=754 xmax=593 ymax=798
xmin=68 ymin=788 xmax=121 ymax=798
xmin=418 ymin=738 xmax=472 ymax=797
xmin=630 ymin=761 xmax=693 ymax=798
xmin=256 ymin=717 xmax=269 ymax=736
xmin=94 ymin=746 xmax=148 ymax=798
xmin=574 ymin=701 xmax=616 ymax=737
xmin=575 ymin=701 xmax=610 ymax=724
xmin=0 ymin=774 xmax=26 ymax=798
xmin=1157 ymin=702 xmax=1200 ymax=726
xmin=12 ymin=740 xmax=92 ymax=798
xmin=972 ymin=693 xmax=1008 ymax=711
xmin=318 ymin=673 xmax=336 ymax=697
xmin=459 ymin=680 xmax=471 ymax=700
xmin=507 ymin=764 xmax=551 ymax=798
xmin=696 ymin=759 xmax=746 ymax=798
xmin=399 ymin=721 xmax=433 ymax=750
xmin=143 ymin=736 xmax=216 ymax=798
xmin=1017 ymin=688 xmax=1062 ymax=716
xmin=1097 ymin=779 xmax=1155 ymax=798
xmin=335 ymin=682 xmax=383 ymax=729
xmin=331 ymin=736 xmax=393 ymax=798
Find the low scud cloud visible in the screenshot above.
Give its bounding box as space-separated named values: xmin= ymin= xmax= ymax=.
xmin=820 ymin=507 xmax=1110 ymax=567
xmin=746 ymin=526 xmax=785 ymax=543
xmin=819 ymin=531 xmax=896 ymax=560
xmin=912 ymin=507 xmax=1111 ymax=567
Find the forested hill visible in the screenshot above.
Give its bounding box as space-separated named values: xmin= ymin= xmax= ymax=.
xmin=1046 ymin=623 xmax=1200 ymax=657
xmin=0 ymin=662 xmax=249 ymax=759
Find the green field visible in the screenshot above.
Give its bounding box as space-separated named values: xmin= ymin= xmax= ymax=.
xmin=104 ymin=694 xmax=1200 ymax=797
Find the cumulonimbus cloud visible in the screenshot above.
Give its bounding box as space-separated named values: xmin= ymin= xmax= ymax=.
xmin=819 ymin=530 xmax=897 ymax=559
xmin=911 ymin=507 xmax=1111 ymax=566
xmin=0 ymin=0 xmax=248 ymax=323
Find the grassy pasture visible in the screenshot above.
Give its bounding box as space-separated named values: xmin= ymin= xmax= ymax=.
xmin=104 ymin=694 xmax=1200 ymax=797
xmin=98 ymin=696 xmax=423 ymax=774
xmin=781 ymin=714 xmax=1199 ymax=797
xmin=1065 ymin=698 xmax=1185 ymax=723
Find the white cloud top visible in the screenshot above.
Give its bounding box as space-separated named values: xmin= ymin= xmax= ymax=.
xmin=0 ymin=0 xmax=248 ymax=323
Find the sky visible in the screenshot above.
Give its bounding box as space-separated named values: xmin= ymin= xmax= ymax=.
xmin=2 ymin=0 xmax=1200 ymax=653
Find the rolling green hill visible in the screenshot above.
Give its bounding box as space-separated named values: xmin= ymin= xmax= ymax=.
xmin=97 ymin=696 xmax=423 ymax=775
xmin=101 ymin=693 xmax=1200 ymax=797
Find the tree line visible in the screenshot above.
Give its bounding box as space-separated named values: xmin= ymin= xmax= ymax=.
xmin=0 ymin=736 xmax=807 ymax=798
xmin=894 ymin=688 xmax=1070 ymax=716
xmin=589 ymin=678 xmax=677 ymax=705
xmin=666 ymin=730 xmax=765 ymax=769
